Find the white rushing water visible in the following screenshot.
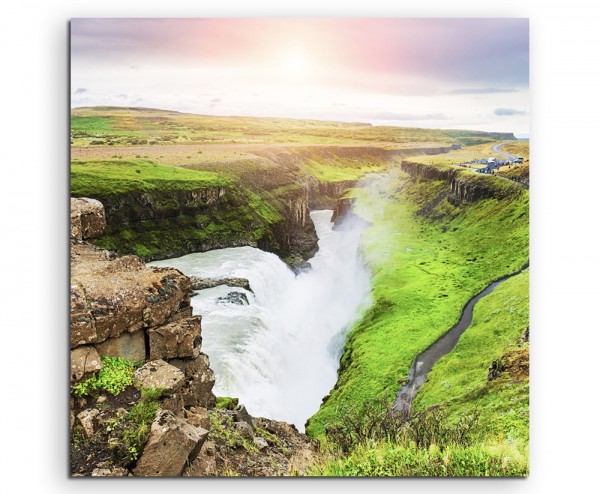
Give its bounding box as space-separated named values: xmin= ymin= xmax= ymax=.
xmin=149 ymin=210 xmax=372 ymax=430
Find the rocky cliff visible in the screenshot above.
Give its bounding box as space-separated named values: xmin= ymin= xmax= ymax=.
xmin=400 ymin=161 xmax=524 ymax=204
xmin=83 ymin=181 xmax=317 ymax=270
xmin=70 ymin=198 xmax=317 ymax=477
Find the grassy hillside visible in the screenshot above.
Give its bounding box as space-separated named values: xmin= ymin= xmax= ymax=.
xmin=306 ymin=167 xmax=528 ymax=433
xmin=71 ymin=159 xmax=228 ymax=196
xmin=414 ymin=270 xmax=529 ymax=444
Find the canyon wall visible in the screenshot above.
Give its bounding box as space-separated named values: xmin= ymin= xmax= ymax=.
xmin=400 ymin=161 xmax=524 ymax=204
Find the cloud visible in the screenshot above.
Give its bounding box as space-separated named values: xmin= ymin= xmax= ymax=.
xmin=448 ymin=88 xmax=518 ymax=95
xmin=74 ymin=87 xmax=88 ymax=94
xmin=209 ymin=97 xmax=222 ymax=108
xmin=494 ymin=107 xmax=528 ymax=116
xmin=116 ymin=93 xmax=128 ymax=99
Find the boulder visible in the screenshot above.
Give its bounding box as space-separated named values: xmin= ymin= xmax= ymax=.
xmin=133 ymin=360 xmax=185 ymax=393
xmin=217 ymin=291 xmax=249 ymax=305
xmin=148 ymin=316 xmax=201 ymax=360
xmin=185 ymin=407 xmax=210 ymax=430
xmin=253 ymin=436 xmax=268 ymax=451
xmin=95 ymin=330 xmax=146 ymax=362
xmin=70 ymin=346 xmax=102 ymax=383
xmin=71 ymin=197 xmax=106 ymax=241
xmin=168 ymin=354 xmax=216 ymax=408
xmin=189 ymin=276 xmax=252 ymax=292
xmin=76 ymin=408 xmax=99 ymax=438
xmin=133 ymin=410 xmax=208 ymax=477
xmin=233 ymin=421 xmax=254 ymax=439
xmin=233 ymin=404 xmax=255 ymax=430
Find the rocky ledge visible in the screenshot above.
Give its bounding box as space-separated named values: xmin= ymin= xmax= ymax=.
xmin=70 ymin=198 xmax=317 ymax=476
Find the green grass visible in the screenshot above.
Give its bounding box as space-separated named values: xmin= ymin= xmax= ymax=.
xmin=301 ymin=158 xmax=384 ymax=182
xmin=500 ymin=141 xmax=529 ymax=160
xmin=71 ymin=159 xmax=227 ymax=196
xmin=414 ymin=270 xmax=529 ymax=444
xmin=306 ymin=168 xmax=528 ymax=438
xmin=311 ymin=442 xmax=528 ymax=477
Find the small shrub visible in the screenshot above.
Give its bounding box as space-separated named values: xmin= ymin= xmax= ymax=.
xmin=326 ymin=400 xmax=479 ymax=453
xmin=72 ymin=356 xmax=139 ymax=397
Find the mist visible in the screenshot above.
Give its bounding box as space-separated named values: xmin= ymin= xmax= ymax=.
xmin=150 ymin=209 xmax=372 ymax=430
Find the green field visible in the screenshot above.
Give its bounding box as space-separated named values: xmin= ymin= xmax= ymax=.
xmin=71 ymin=159 xmax=228 ymax=196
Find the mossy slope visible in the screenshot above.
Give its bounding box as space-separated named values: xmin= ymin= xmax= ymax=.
xmin=306 ymin=167 xmax=529 ymax=437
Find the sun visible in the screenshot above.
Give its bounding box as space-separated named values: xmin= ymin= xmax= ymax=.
xmin=280 ymin=50 xmax=312 ymax=79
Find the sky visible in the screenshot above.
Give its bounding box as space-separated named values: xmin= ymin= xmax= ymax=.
xmin=71 ymin=18 xmax=529 ymax=136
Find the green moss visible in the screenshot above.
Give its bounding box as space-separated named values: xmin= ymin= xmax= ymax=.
xmin=72 ymin=356 xmax=140 ymax=397
xmin=209 ymin=411 xmax=258 ymax=452
xmin=215 ymin=396 xmax=239 ymax=410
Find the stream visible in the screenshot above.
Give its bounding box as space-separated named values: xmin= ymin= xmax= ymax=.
xmin=393 ymin=264 xmax=529 ymax=411
xmin=149 ymin=210 xmax=372 ymax=430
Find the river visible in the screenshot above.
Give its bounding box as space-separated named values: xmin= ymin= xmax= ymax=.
xmin=149 ymin=210 xmax=372 ymax=430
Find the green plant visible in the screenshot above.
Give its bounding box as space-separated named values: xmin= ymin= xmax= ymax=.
xmin=72 ymin=356 xmax=140 ymax=397
xmin=215 ymin=396 xmax=239 ymax=410
xmin=209 ymin=412 xmax=258 ymax=452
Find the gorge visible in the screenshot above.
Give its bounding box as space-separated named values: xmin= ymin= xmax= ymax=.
xmin=150 ymin=209 xmax=372 ymax=430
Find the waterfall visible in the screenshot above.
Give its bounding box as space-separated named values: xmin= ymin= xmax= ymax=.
xmin=150 ymin=210 xmax=372 ymax=430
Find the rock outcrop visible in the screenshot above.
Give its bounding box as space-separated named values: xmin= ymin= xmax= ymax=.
xmin=307 ymin=178 xmax=356 ymax=210
xmin=400 ymin=161 xmax=523 ymax=203
xmin=189 ymin=276 xmax=252 ymax=292
xmin=71 ymin=197 xmax=106 ymax=241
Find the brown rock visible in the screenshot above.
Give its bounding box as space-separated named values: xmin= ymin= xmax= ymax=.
xmin=133 ymin=360 xmax=185 ymax=393
xmin=161 ymin=393 xmax=185 ymax=415
xmin=253 ymin=436 xmax=268 ymax=451
xmin=96 ymin=330 xmax=146 ymax=362
xmin=71 ymin=197 xmax=106 ymax=241
xmin=233 ymin=421 xmax=254 ymax=439
xmin=184 ymin=407 xmax=210 ymax=430
xmin=288 ymin=447 xmax=320 ymax=476
xmin=169 ymin=354 xmax=216 ymax=408
xmin=148 ymin=316 xmax=201 ymax=360
xmin=70 ymin=346 xmax=102 ymax=383
xmin=133 ymin=410 xmax=208 ymax=477
xmin=233 ymin=403 xmax=255 ymax=430
xmin=70 ymin=242 xmax=192 ymax=348
xmin=70 ymin=311 xmax=97 ymax=348
xmin=91 ymin=467 xmax=129 ymax=477
xmin=183 ymin=441 xmax=217 ymax=477
xmin=77 ymin=408 xmax=99 ymax=438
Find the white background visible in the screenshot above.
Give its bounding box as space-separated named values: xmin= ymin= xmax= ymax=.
xmin=1 ymin=1 xmax=598 ymax=492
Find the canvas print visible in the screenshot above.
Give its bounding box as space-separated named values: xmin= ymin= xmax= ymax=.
xmin=69 ymin=18 xmax=529 ymax=477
